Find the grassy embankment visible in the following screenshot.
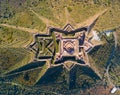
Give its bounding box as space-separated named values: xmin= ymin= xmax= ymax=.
xmin=0 ymin=48 xmax=34 ymax=75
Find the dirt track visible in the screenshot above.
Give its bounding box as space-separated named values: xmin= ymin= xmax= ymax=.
xmin=0 ymin=24 xmax=39 ymax=34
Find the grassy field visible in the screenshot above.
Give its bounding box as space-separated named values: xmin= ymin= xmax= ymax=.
xmin=0 ymin=48 xmax=34 ymax=74
xmin=0 ymin=27 xmax=33 ymax=47
xmin=108 ymin=31 xmax=120 ymax=86
xmin=13 ymin=67 xmax=43 ymax=86
xmin=89 ymin=32 xmax=115 ymax=75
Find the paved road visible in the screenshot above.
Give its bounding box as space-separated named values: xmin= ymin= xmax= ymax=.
xmin=106 ymin=30 xmax=118 ymax=87
xmin=113 ymin=31 xmax=118 ymax=48
xmin=106 ymin=62 xmax=115 ymax=87
xmin=0 ymin=81 xmax=59 ymax=94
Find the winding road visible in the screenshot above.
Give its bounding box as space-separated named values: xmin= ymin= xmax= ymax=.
xmin=105 ymin=29 xmax=120 ymax=91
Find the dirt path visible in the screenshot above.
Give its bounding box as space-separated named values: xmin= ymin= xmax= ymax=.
xmin=2 ymin=66 xmax=42 ymax=78
xmin=30 ymin=9 xmax=59 ymax=27
xmin=76 ymin=9 xmax=108 ymax=28
xmin=0 ymin=24 xmax=39 ymax=34
xmin=65 ymin=7 xmax=69 ymax=24
xmin=65 ymin=7 xmax=75 ymax=25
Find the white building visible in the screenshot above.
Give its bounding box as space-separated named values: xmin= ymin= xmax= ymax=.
xmin=111 ymin=87 xmax=118 ymax=94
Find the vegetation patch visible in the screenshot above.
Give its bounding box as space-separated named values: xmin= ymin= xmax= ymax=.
xmin=0 ymin=48 xmax=34 ymax=74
